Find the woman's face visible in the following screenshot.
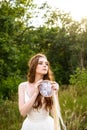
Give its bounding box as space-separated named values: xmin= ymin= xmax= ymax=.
xmin=36 ymin=57 xmax=49 ymax=75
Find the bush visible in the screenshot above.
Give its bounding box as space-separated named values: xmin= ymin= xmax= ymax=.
xmin=69 ymin=68 xmax=87 ymax=87
xmin=69 ymin=68 xmax=87 ymax=95
xmin=0 ymin=75 xmax=23 ymax=100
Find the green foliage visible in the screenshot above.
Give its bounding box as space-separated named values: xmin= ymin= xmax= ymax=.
xmin=46 ymin=27 xmax=72 ymax=84
xmin=0 ymin=75 xmax=23 ymax=100
xmin=69 ymin=68 xmax=87 ymax=96
xmin=0 ymin=0 xmax=87 ymax=104
xmin=59 ymin=86 xmax=87 ymax=130
xmin=70 ymin=68 xmax=87 ymax=86
xmin=1 ymin=0 xmax=87 ymax=86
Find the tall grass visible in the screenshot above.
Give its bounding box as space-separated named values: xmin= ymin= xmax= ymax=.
xmin=0 ymin=85 xmax=87 ymax=130
xmin=59 ymin=86 xmax=87 ymax=130
xmin=0 ymin=97 xmax=23 ymax=130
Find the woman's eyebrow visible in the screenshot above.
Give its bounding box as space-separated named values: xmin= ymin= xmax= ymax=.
xmin=45 ymin=61 xmax=48 ymax=63
xmin=38 ymin=60 xmax=43 ymax=62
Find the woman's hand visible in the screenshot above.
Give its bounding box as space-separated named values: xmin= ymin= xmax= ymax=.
xmin=34 ymin=79 xmax=43 ymax=95
xmin=51 ymin=81 xmax=59 ymax=93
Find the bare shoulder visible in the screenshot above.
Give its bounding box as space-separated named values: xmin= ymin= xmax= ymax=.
xmin=18 ymin=81 xmax=28 ymax=91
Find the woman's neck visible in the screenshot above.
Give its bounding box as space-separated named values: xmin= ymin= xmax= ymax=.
xmin=34 ymin=75 xmax=43 ymax=83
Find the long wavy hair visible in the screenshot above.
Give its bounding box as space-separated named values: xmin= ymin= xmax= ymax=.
xmin=27 ymin=53 xmax=54 ymax=111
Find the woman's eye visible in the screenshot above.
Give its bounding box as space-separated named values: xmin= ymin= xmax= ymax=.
xmin=46 ymin=63 xmax=49 ymax=66
xmin=38 ymin=62 xmax=49 ymax=65
xmin=38 ymin=62 xmax=42 ymax=65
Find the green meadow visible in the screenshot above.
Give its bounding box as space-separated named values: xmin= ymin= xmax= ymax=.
xmin=0 ymin=85 xmax=87 ymax=130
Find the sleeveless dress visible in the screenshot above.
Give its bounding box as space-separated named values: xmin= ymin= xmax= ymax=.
xmin=21 ymin=90 xmax=55 ymax=130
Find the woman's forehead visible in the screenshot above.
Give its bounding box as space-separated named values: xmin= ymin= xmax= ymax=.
xmin=38 ymin=57 xmax=48 ymax=61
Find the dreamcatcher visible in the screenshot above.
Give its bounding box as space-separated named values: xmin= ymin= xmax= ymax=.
xmin=39 ymin=80 xmax=66 ymax=130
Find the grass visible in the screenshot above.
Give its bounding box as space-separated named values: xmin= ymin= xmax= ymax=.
xmin=0 ymin=85 xmax=87 ymax=130
xmin=59 ymin=85 xmax=87 ymax=130
xmin=0 ymin=98 xmax=23 ymax=130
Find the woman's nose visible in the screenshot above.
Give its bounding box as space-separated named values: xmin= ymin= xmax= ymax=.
xmin=43 ymin=63 xmax=46 ymax=66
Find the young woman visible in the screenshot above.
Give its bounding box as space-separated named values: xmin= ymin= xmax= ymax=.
xmin=18 ymin=53 xmax=63 ymax=130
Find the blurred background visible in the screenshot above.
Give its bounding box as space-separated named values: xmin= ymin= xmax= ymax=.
xmin=0 ymin=0 xmax=87 ymax=129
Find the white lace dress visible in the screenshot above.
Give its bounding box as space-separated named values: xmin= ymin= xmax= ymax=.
xmin=21 ymin=91 xmax=54 ymax=130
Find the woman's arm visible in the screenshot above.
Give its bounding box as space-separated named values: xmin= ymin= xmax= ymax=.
xmin=51 ymin=88 xmax=60 ymax=117
xmin=18 ymin=83 xmax=38 ymax=117
xmin=18 ymin=79 xmax=43 ymax=117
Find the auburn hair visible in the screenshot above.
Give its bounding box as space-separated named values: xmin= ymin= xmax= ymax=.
xmin=27 ymin=53 xmax=54 ymax=111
